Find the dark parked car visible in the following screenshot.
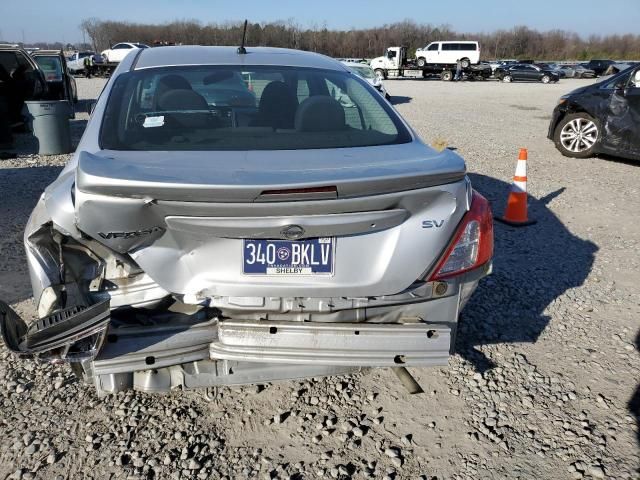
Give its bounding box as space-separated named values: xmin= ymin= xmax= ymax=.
xmin=31 ymin=50 xmax=77 ymax=104
xmin=584 ymin=59 xmax=614 ymax=76
xmin=495 ymin=64 xmax=560 ymax=83
xmin=548 ymin=65 xmax=640 ymax=160
xmin=0 ymin=44 xmax=47 ymax=124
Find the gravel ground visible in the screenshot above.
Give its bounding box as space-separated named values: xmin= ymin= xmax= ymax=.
xmin=0 ymin=76 xmax=638 ymax=480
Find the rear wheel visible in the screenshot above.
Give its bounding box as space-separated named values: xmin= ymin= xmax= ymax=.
xmin=541 ymin=75 xmax=551 ymax=84
xmin=502 ymin=74 xmax=512 ymax=83
xmin=553 ymin=112 xmax=599 ymax=158
xmin=460 ymin=58 xmax=470 ymax=68
xmin=417 ymin=57 xmax=426 ymax=67
xmin=441 ymin=70 xmax=453 ymax=81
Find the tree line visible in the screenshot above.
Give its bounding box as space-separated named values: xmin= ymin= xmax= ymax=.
xmin=70 ymin=18 xmax=640 ymax=60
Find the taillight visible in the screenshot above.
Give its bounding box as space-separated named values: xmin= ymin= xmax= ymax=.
xmin=428 ymin=190 xmax=493 ymax=281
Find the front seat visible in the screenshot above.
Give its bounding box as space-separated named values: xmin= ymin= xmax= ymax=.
xmin=294 ymin=96 xmax=346 ymax=132
xmin=252 ymin=81 xmax=298 ymax=129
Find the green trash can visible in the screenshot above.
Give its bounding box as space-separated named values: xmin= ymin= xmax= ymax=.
xmin=24 ymin=100 xmax=72 ymax=155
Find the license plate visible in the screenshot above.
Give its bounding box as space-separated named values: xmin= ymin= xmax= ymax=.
xmin=243 ymin=238 xmax=334 ymax=275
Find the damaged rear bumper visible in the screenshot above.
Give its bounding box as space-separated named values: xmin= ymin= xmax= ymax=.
xmin=0 ymin=272 xmax=481 ymax=395
xmin=210 ymin=320 xmax=450 ymax=366
xmin=88 ymin=317 xmax=451 ymax=396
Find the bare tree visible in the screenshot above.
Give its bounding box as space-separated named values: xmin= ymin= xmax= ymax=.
xmin=77 ymin=18 xmax=640 ymax=60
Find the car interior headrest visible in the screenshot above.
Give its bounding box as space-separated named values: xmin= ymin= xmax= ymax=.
xmin=254 ymin=81 xmax=298 ymax=129
xmin=158 ymin=74 xmax=192 ymax=91
xmin=157 ymin=89 xmax=208 ymax=111
xmin=295 ymin=96 xmax=346 ymax=132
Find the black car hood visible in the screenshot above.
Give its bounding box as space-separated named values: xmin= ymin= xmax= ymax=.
xmin=565 ymin=84 xmax=596 ymax=97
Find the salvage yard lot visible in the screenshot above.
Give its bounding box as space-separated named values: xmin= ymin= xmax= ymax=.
xmin=0 ymin=77 xmax=638 ymax=479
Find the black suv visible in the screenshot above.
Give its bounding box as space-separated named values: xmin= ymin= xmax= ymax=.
xmin=584 ymin=59 xmax=614 ymax=76
xmin=548 ymin=65 xmax=640 ymax=161
xmin=495 ymin=64 xmax=560 ymax=83
xmin=0 ymin=44 xmax=47 ymax=125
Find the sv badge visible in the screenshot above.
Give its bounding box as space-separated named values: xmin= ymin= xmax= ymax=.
xmin=422 ymin=220 xmax=444 ymax=229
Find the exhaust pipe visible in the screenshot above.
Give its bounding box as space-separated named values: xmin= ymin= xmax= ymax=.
xmin=393 ymin=367 xmax=425 ymax=394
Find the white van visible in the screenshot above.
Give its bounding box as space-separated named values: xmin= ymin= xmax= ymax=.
xmin=415 ymin=41 xmax=480 ymax=68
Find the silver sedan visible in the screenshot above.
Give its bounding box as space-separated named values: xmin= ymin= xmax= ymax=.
xmin=0 ymin=46 xmax=493 ymax=396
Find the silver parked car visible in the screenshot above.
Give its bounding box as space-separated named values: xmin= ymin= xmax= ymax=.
xmin=573 ymin=65 xmax=596 ymax=78
xmin=341 ymin=61 xmax=390 ymax=100
xmin=0 ymin=46 xmax=493 ymax=396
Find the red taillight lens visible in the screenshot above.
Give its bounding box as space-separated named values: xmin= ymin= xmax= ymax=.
xmin=428 ymin=190 xmax=493 ymax=281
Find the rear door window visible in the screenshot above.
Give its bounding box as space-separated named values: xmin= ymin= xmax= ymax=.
xmin=34 ymin=56 xmax=63 ymax=82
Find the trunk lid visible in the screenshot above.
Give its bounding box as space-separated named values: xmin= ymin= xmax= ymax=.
xmin=76 ymin=143 xmax=464 ymax=202
xmin=74 ymin=144 xmax=469 ymax=298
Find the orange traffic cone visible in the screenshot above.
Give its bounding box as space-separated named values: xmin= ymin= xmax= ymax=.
xmin=495 ymin=148 xmax=537 ymax=227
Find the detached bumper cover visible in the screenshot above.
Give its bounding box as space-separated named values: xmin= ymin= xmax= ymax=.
xmin=0 ymin=300 xmax=110 ymax=356
xmin=209 ymin=320 xmax=451 ymax=367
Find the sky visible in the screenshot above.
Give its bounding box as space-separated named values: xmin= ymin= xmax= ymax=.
xmin=2 ymin=0 xmax=639 ymax=44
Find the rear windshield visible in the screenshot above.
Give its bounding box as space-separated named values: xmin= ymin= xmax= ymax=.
xmin=100 ymin=65 xmax=411 ymax=151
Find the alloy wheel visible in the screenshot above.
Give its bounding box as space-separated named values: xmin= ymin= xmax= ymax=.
xmin=560 ymin=118 xmax=598 ymax=153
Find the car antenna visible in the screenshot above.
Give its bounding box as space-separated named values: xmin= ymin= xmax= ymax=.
xmin=237 ymin=19 xmax=248 ymax=55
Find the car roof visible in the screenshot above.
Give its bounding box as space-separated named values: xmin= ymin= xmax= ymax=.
xmin=133 ymin=46 xmax=346 ymax=71
xmin=31 ymin=50 xmax=63 ymax=56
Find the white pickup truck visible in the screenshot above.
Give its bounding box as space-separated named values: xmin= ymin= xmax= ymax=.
xmin=66 ymin=51 xmax=95 ymax=74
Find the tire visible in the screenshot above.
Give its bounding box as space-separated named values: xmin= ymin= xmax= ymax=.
xmin=541 ymin=75 xmax=551 ymax=84
xmin=460 ymin=58 xmax=470 ymax=68
xmin=502 ymin=74 xmax=512 ymax=83
xmin=553 ymin=112 xmax=599 ymax=158
xmin=441 ymin=70 xmax=453 ymax=81
xmin=417 ymin=57 xmax=426 ymax=67
xmin=374 ymin=69 xmax=386 ymax=80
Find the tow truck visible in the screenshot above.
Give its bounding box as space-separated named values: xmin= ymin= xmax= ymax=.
xmin=370 ymin=46 xmax=492 ymax=81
